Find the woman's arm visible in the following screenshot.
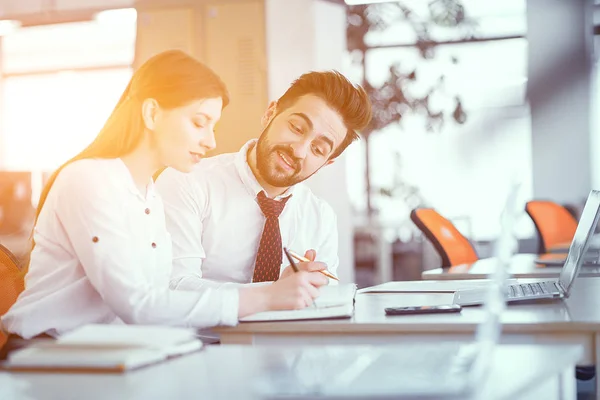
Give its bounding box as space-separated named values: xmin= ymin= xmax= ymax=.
xmin=54 ymin=161 xmax=239 ymax=328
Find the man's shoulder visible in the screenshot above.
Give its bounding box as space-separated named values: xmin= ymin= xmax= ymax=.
xmin=188 ymin=151 xmax=238 ymax=177
xmin=157 ymin=152 xmax=238 ymax=187
xmin=293 ymin=184 xmax=337 ymax=220
xmin=195 ymin=151 xmax=238 ymax=170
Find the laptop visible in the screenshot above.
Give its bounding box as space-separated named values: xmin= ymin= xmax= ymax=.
xmin=253 ymin=189 xmax=520 ymax=400
xmin=455 ymin=189 xmax=600 ymax=306
xmin=533 ymin=251 xmax=600 ymax=267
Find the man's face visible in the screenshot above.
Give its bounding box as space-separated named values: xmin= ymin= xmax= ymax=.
xmin=255 ymin=95 xmax=347 ymax=188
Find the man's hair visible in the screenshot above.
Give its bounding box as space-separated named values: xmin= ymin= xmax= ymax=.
xmin=275 ymin=70 xmax=372 ymax=159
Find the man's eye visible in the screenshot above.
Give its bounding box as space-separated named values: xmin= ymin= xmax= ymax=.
xmin=290 ymin=123 xmax=302 ymax=133
xmin=312 ymin=144 xmax=324 ymax=156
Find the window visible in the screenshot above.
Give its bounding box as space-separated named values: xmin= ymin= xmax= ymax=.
xmin=2 ymin=69 xmax=132 ymax=171
xmin=345 ymin=0 xmax=533 ymax=241
xmin=0 ymin=11 xmax=136 ymax=171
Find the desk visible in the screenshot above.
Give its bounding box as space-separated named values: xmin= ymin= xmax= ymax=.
xmin=216 ymin=277 xmax=600 ymax=394
xmin=0 ymin=344 xmax=581 ymax=400
xmin=422 ymin=253 xmax=600 ymax=280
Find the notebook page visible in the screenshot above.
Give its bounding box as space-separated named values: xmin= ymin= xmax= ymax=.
xmin=239 ymin=284 xmax=356 ymax=322
xmin=313 ymin=284 xmax=357 ymax=308
xmin=239 ymin=303 xmax=354 ymax=322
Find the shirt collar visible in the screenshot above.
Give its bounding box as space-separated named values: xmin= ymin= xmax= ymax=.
xmin=116 ymin=158 xmax=156 ymax=201
xmin=234 ymin=139 xmax=295 ymax=201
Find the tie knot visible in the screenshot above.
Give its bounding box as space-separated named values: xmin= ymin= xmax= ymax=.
xmin=257 ymin=191 xmax=290 ymax=218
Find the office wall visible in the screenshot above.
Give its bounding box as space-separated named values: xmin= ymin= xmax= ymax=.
xmin=265 ymin=0 xmax=355 ymax=281
xmin=202 ymin=1 xmax=267 ymax=155
xmin=135 ymin=0 xmax=268 ymax=156
xmin=528 ymin=0 xmax=594 ymax=204
xmin=135 ymin=8 xmax=195 ymax=68
xmin=2 ymin=0 xmax=354 ymax=278
xmin=312 ymin=1 xmax=355 ymax=281
xmin=591 ymin=7 xmax=600 ymax=191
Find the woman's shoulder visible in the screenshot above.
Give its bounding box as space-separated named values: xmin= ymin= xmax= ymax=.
xmin=56 ymin=158 xmax=128 ymax=192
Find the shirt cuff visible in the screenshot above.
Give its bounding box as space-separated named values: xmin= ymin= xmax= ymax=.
xmin=219 ymin=287 xmax=240 ymax=326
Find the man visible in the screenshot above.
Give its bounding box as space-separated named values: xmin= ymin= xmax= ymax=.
xmin=156 ymin=70 xmax=372 ymax=290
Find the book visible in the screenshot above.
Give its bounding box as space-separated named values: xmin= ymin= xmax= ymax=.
xmin=240 ymin=283 xmax=357 ymax=322
xmin=1 ymin=324 xmax=202 ymax=373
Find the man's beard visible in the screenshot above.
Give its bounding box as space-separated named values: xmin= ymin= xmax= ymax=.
xmin=255 ymin=134 xmax=303 ymax=188
xmin=254 ymin=120 xmax=328 ymax=188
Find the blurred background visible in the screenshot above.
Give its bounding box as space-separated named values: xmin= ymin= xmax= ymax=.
xmin=0 ymin=0 xmax=596 ymax=288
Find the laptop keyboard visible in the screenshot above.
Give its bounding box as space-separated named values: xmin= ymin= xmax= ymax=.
xmin=507 ymin=281 xmax=560 ymax=299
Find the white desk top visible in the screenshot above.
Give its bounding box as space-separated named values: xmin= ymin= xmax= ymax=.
xmin=0 ymin=344 xmax=581 ymax=400
xmin=215 ymin=277 xmax=600 ymax=336
xmin=422 ymin=253 xmax=600 ymax=280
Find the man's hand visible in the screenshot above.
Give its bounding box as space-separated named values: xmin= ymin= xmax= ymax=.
xmin=279 ymin=249 xmax=327 ymax=280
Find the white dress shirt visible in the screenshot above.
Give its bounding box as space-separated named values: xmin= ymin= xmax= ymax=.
xmin=2 ymin=158 xmax=239 ymax=339
xmin=155 ymin=139 xmax=339 ymax=291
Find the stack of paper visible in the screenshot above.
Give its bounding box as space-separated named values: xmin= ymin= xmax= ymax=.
xmin=2 ymin=324 xmax=202 ymax=373
xmin=240 ymin=283 xmax=357 ymax=322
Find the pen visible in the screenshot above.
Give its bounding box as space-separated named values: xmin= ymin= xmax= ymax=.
xmin=283 ymin=247 xmax=300 ymax=273
xmin=283 ymin=247 xmax=318 ymax=308
xmin=286 ymin=249 xmax=340 ymax=281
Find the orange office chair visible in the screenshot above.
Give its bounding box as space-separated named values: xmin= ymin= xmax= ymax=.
xmin=410 ymin=208 xmax=479 ymax=268
xmin=525 ymin=201 xmax=578 ymax=254
xmin=0 ymin=244 xmax=24 ymax=348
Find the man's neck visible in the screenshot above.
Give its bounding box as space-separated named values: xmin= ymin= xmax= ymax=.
xmin=247 ymin=144 xmax=289 ymax=198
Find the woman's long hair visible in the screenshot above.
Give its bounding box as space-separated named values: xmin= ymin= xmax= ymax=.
xmin=26 ymin=50 xmax=229 ymax=269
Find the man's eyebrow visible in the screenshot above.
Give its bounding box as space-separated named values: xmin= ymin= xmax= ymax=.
xmin=290 ymin=112 xmax=313 ymax=131
xmin=317 ymin=134 xmax=334 ymax=152
xmin=290 ymin=113 xmax=336 ymax=152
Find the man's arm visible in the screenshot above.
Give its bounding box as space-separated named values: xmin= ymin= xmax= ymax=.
xmin=156 ymin=168 xmax=240 ymax=291
xmin=279 ymin=199 xmax=341 ymax=283
xmin=315 ymin=201 xmax=340 ymax=284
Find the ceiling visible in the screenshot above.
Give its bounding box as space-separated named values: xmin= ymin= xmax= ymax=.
xmin=0 ymin=0 xmax=264 ymax=21
xmin=0 ymin=0 xmax=346 ymax=20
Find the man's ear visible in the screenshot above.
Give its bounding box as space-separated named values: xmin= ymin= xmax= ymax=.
xmin=261 ymin=101 xmax=278 ymax=128
xmin=141 ymin=98 xmax=160 ymax=131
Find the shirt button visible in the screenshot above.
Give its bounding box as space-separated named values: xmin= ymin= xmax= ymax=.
xmin=151 ymin=242 xmax=157 ymax=248
xmin=92 ymin=236 xmax=99 ymax=243
xmin=145 ymin=208 xmax=151 ymax=215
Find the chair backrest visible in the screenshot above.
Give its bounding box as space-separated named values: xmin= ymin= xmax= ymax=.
xmin=0 ymin=244 xmax=24 ymax=346
xmin=525 ymin=200 xmax=578 ymax=253
xmin=410 ymin=208 xmax=479 ymax=268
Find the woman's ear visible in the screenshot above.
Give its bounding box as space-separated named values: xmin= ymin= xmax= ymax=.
xmin=261 ymin=101 xmax=278 ymax=128
xmin=141 ymin=98 xmax=160 ymax=131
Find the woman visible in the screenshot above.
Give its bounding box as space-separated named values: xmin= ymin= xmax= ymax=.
xmin=1 ymin=50 xmax=327 ymax=341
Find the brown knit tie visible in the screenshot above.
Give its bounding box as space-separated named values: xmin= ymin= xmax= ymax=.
xmin=252 ymin=191 xmax=291 ymax=282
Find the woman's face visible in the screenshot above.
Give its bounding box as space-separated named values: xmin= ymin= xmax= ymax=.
xmin=150 ymin=97 xmax=223 ymax=172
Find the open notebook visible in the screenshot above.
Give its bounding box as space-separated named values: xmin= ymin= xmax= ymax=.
xmin=1 ymin=324 xmax=202 ymax=373
xmin=240 ymin=284 xmax=357 ymax=322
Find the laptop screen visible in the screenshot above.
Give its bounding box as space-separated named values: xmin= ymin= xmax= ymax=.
xmin=558 ymin=190 xmax=600 ymax=295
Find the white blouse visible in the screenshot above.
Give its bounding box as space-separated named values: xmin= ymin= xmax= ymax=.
xmin=2 ymin=158 xmax=239 ymax=339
